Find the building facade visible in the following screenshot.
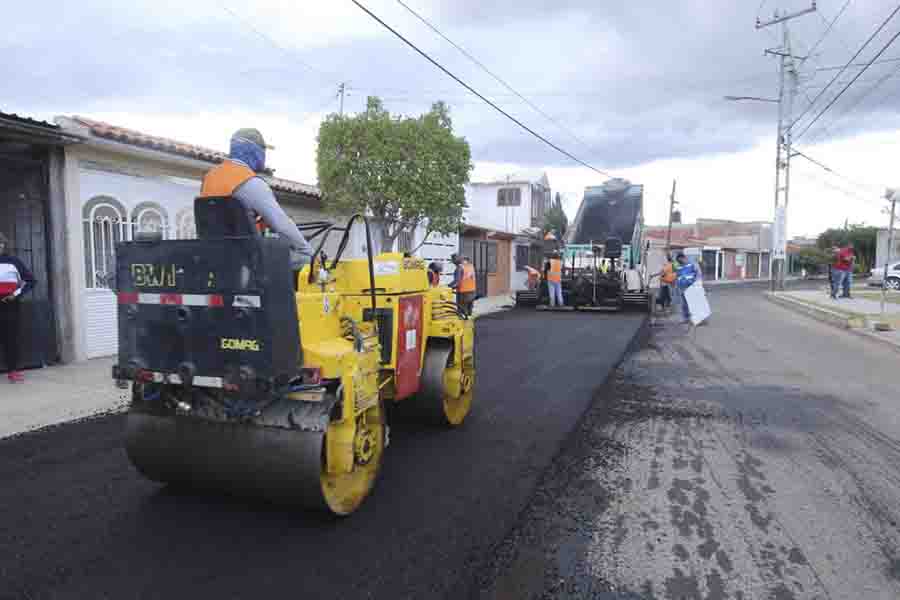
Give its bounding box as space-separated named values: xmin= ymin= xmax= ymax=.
xmin=0 ymin=111 xmax=81 ymax=369
xmin=462 ymin=171 xmax=551 ymax=296
xmin=644 ymin=219 xmax=774 ymax=282
xmin=56 ymin=116 xmax=328 ymax=361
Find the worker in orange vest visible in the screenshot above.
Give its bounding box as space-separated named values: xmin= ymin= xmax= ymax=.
xmin=199 ymin=128 xmax=312 ymax=268
xmin=655 ymin=253 xmax=677 ymax=311
xmin=450 ymin=253 xmax=477 ymax=315
xmin=544 ymin=252 xmax=564 ymax=307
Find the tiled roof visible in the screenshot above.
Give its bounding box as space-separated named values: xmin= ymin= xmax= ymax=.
xmin=72 ymin=116 xmax=227 ymax=163
xmin=0 ymin=111 xmax=60 ymax=130
xmin=65 ymin=116 xmax=320 ymax=197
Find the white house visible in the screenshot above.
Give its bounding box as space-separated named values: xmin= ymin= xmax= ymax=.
xmin=462 ymin=170 xmax=551 ymax=296
xmin=56 ymin=116 xmax=332 ymax=360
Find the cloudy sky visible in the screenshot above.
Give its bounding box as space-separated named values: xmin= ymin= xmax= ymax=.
xmin=6 ymin=0 xmax=900 ymax=236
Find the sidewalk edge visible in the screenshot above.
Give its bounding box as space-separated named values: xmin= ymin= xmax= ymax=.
xmin=765 ymin=292 xmax=900 ymax=355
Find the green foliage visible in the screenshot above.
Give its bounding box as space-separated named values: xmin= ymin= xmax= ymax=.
xmin=794 ymin=247 xmax=831 ymax=275
xmin=817 ymin=223 xmax=877 ymax=273
xmin=542 ymin=192 xmax=568 ymax=238
xmin=316 ymin=97 xmax=473 ymax=251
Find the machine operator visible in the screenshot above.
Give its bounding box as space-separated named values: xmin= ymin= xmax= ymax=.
xmin=199 ymin=128 xmax=313 ymax=268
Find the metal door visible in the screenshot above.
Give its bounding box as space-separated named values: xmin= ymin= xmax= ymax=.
xmin=0 ymin=164 xmax=57 ymax=369
xmin=471 ymin=240 xmax=490 ymax=298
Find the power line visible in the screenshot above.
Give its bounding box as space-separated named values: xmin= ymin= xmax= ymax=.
xmin=805 ymin=58 xmax=900 ymax=143
xmin=791 ymin=147 xmax=884 ymax=191
xmin=219 ymin=2 xmax=337 ymax=84
xmin=795 ymin=19 xmax=900 ymax=141
xmin=791 ymin=3 xmax=900 ymax=130
xmin=793 ymin=169 xmax=882 ymax=205
xmin=395 ymin=1 xmax=595 ymax=153
xmin=804 ymin=0 xmax=855 ymax=64
xmin=815 ymin=55 xmax=900 ymax=71
xmin=350 ymin=0 xmax=614 ymax=178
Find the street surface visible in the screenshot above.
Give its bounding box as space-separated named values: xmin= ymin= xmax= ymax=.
xmin=0 ymin=309 xmax=644 ymax=600
xmin=482 ymin=284 xmax=900 ymax=599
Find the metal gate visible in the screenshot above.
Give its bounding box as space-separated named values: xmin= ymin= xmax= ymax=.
xmin=471 ymin=240 xmax=492 ymax=298
xmin=0 ymin=163 xmax=57 ymax=370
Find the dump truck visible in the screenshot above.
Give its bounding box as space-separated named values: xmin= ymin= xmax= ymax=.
xmin=517 ymin=178 xmax=651 ymax=311
xmin=112 ymin=198 xmax=475 ymax=516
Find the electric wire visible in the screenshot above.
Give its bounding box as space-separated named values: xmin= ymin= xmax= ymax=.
xmin=791 ymin=3 xmax=900 ymax=131
xmin=395 ymin=0 xmax=594 ymax=153
xmin=350 ymin=0 xmax=614 ymax=178
xmin=803 ymin=0 xmax=855 ymax=64
xmin=795 ymin=21 xmax=900 ymax=141
xmin=805 ymin=58 xmax=900 ymax=143
xmin=219 ymin=2 xmax=338 ymax=84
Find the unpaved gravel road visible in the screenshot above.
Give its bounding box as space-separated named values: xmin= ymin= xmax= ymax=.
xmin=482 ymin=284 xmax=900 ymax=600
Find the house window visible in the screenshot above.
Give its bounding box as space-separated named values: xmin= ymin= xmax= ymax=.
xmin=531 ymin=187 xmax=550 ymax=225
xmin=131 ymin=202 xmax=169 ymax=240
xmin=83 ymin=196 xmax=129 ymax=289
xmin=515 ymin=245 xmax=530 ymax=271
xmin=176 ymin=208 xmax=196 ymax=240
xmin=497 ymin=188 xmax=521 ymax=207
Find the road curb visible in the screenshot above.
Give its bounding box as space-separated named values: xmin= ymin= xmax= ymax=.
xmin=764 ymin=292 xmax=858 ymax=329
xmin=765 ymin=292 xmax=900 ymax=355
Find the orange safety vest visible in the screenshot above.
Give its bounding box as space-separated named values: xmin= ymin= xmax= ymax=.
xmin=199 ymin=161 xmax=266 ymax=232
xmin=547 ymin=258 xmax=562 ymax=283
xmin=661 ymin=262 xmax=676 ymax=284
xmin=458 ymin=263 xmax=476 ymax=293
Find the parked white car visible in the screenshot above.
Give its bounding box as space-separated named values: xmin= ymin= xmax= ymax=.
xmin=868 ymin=261 xmax=900 ymax=289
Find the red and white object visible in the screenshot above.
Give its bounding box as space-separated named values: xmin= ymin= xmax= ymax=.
xmin=117 ymin=292 xmax=260 ymax=309
xmin=0 ymin=263 xmax=21 ymax=297
xmin=395 ymin=295 xmax=424 ymax=400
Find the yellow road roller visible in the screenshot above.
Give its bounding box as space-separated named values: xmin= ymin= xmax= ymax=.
xmin=113 ymin=203 xmax=474 ymax=516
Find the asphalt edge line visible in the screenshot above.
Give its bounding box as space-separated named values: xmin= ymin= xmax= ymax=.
xmin=466 ymin=313 xmax=651 ymax=599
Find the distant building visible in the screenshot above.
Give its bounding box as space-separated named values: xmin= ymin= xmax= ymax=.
xmin=644 ymin=218 xmax=775 ymax=282
xmin=462 ymin=170 xmax=552 ymax=297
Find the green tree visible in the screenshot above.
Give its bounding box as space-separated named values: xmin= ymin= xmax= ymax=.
xmin=794 ymin=247 xmax=831 ymax=275
xmin=817 ymin=223 xmax=877 ymax=272
xmin=542 ymin=192 xmax=568 ymax=239
xmin=316 ymin=97 xmax=472 ymax=252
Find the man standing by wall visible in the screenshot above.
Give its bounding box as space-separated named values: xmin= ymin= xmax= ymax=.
xmin=0 ymin=233 xmax=35 ymax=383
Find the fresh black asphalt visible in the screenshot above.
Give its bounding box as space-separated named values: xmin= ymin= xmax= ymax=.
xmin=0 ymin=309 xmax=645 ymax=600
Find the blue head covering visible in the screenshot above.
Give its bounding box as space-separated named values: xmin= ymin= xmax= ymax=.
xmin=229 ymin=135 xmax=266 ymax=173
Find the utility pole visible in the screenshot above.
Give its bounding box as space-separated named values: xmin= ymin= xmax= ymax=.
xmin=665 ymin=179 xmax=678 ymax=254
xmin=757 ymin=3 xmax=816 ymax=291
xmin=338 ymin=82 xmax=346 ymax=116
xmin=882 ymin=189 xmax=897 ymax=318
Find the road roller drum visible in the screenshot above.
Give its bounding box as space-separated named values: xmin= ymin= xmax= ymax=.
xmin=113 ymin=209 xmax=474 ymax=515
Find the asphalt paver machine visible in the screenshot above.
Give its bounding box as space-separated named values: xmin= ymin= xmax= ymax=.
xmin=517 ymin=178 xmax=651 ymax=312
xmin=112 ymin=197 xmax=475 ymax=515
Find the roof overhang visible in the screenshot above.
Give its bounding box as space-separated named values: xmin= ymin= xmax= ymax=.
xmin=0 ymin=115 xmax=81 ymax=146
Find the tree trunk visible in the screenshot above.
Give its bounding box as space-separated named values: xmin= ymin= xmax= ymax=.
xmin=379 ymin=222 xmax=396 ymax=255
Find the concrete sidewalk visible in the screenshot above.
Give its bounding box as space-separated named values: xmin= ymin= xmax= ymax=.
xmin=1 ymin=357 xmax=127 ymax=439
